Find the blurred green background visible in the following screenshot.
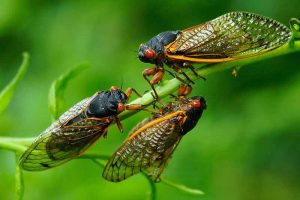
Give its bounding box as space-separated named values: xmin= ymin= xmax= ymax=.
xmin=0 ymin=0 xmax=299 ymax=199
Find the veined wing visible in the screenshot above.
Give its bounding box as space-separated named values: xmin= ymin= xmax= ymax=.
xmin=103 ymin=115 xmax=183 ymax=182
xmin=19 ymin=117 xmax=110 ymax=171
xmin=166 ymin=12 xmax=291 ymax=61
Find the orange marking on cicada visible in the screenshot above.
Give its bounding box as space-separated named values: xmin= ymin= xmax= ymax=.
xmin=126 ymin=104 xmax=143 ymax=110
xmin=143 ymin=67 xmax=158 ymax=76
xmin=110 ymin=85 xmax=118 ymax=91
xmin=117 ymin=103 xmax=125 ymax=113
xmin=127 ymin=110 xmax=186 ymax=140
xmin=164 ymin=46 xmax=280 ymax=63
xmin=143 ymin=67 xmax=165 ymax=86
xmin=178 ymin=84 xmax=192 ymax=97
xmin=150 ymin=70 xmax=164 ymax=85
xmin=125 ymin=88 xmax=142 ymax=99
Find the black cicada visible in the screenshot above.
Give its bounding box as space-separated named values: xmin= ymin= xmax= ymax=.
xmin=103 ymin=96 xmax=207 ymax=182
xmin=139 ymin=12 xmax=291 ymax=96
xmin=19 ymin=86 xmax=142 ymax=171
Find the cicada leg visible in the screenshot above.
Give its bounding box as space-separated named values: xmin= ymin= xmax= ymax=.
xmin=111 ymin=87 xmax=146 ymax=132
xmin=124 ymin=87 xmax=147 ymax=110
xmin=125 ymin=88 xmax=160 ymax=115
xmin=182 ymin=62 xmax=206 ymax=81
xmin=102 ymin=129 xmax=108 ymax=138
xmin=125 ymin=87 xmax=143 ymax=99
xmin=169 ymin=93 xmax=177 ymax=99
xmin=164 ymin=69 xmax=191 ymax=85
xmin=125 ymin=104 xmax=143 ymax=111
xmin=143 ymin=67 xmax=164 ymax=99
xmin=170 ymin=64 xmax=195 ymax=84
xmin=178 ymin=84 xmax=192 ymax=97
xmin=115 ymin=117 xmax=124 ymax=133
xmin=165 ymin=69 xmax=193 ymax=96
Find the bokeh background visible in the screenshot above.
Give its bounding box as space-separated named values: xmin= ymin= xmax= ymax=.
xmin=0 ymin=0 xmax=299 ymax=199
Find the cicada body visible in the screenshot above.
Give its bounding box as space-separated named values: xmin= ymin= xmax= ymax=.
xmin=139 ymin=12 xmax=292 ymax=96
xmin=19 ymin=86 xmax=141 ymax=171
xmin=103 ymin=96 xmax=207 ymax=182
xmin=165 ymin=12 xmax=291 ymax=62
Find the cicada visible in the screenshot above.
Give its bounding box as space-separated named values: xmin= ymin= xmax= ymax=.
xmin=19 ymin=86 xmax=142 ymax=171
xmin=139 ymin=12 xmax=291 ymax=96
xmin=103 ymin=96 xmax=207 ymax=182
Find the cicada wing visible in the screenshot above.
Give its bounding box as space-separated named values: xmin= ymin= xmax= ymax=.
xmin=19 ymin=118 xmax=109 ymax=171
xmin=57 ymin=97 xmax=92 ymax=124
xmin=167 ymin=12 xmax=291 ymax=60
xmin=103 ymin=117 xmax=182 ymax=182
xmin=144 ymin=137 xmax=182 ymax=182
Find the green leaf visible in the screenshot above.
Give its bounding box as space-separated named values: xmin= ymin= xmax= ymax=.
xmin=160 ymin=177 xmax=205 ymax=195
xmin=48 ymin=63 xmax=90 ymax=121
xmin=0 ymin=52 xmax=29 ymax=113
xmin=290 ymin=18 xmax=300 ymax=40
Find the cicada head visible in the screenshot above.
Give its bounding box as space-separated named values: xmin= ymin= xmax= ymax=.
xmin=86 ymin=86 xmax=128 ymax=117
xmin=181 ymin=96 xmax=207 ymax=134
xmin=109 ymin=86 xmax=128 ymax=113
xmin=138 ymin=31 xmax=180 ymax=66
xmin=138 ymin=43 xmax=161 ymax=65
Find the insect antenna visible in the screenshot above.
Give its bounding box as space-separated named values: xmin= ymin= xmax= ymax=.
xmin=120 ymin=78 xmax=124 ymax=90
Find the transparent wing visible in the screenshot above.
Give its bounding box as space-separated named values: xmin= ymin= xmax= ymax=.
xmin=168 ymin=12 xmax=291 ymax=59
xmin=103 ymin=116 xmax=182 ymax=182
xmin=19 ymin=117 xmax=109 ymax=171
xmin=143 ymin=138 xmax=181 ymax=182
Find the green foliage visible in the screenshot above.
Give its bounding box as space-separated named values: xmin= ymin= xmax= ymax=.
xmin=0 ymin=53 xmax=29 ymax=113
xmin=290 ymin=18 xmax=300 ymax=41
xmin=48 ymin=63 xmax=90 ymax=120
xmin=160 ymin=177 xmax=204 ymax=195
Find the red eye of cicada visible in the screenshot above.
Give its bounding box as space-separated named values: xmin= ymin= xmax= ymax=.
xmin=145 ymin=49 xmax=155 ymax=59
xmin=191 ymin=100 xmax=201 ymax=108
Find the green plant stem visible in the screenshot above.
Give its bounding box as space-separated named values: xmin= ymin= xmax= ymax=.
xmin=0 ymin=138 xmax=113 ymax=161
xmin=142 ymin=174 xmax=157 ymax=200
xmin=15 ymin=153 xmax=24 ymax=200
xmin=160 ymin=177 xmax=204 ymax=195
xmin=0 ymin=141 xmax=27 ymax=153
xmin=0 ymin=137 xmax=36 ymax=152
xmin=119 ymin=40 xmax=300 ymax=119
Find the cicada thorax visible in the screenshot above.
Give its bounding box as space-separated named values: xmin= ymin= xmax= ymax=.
xmin=19 ymin=86 xmax=142 ymax=171
xmin=139 ymin=12 xmax=292 ymax=98
xmin=103 ymin=96 xmax=207 ymax=182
